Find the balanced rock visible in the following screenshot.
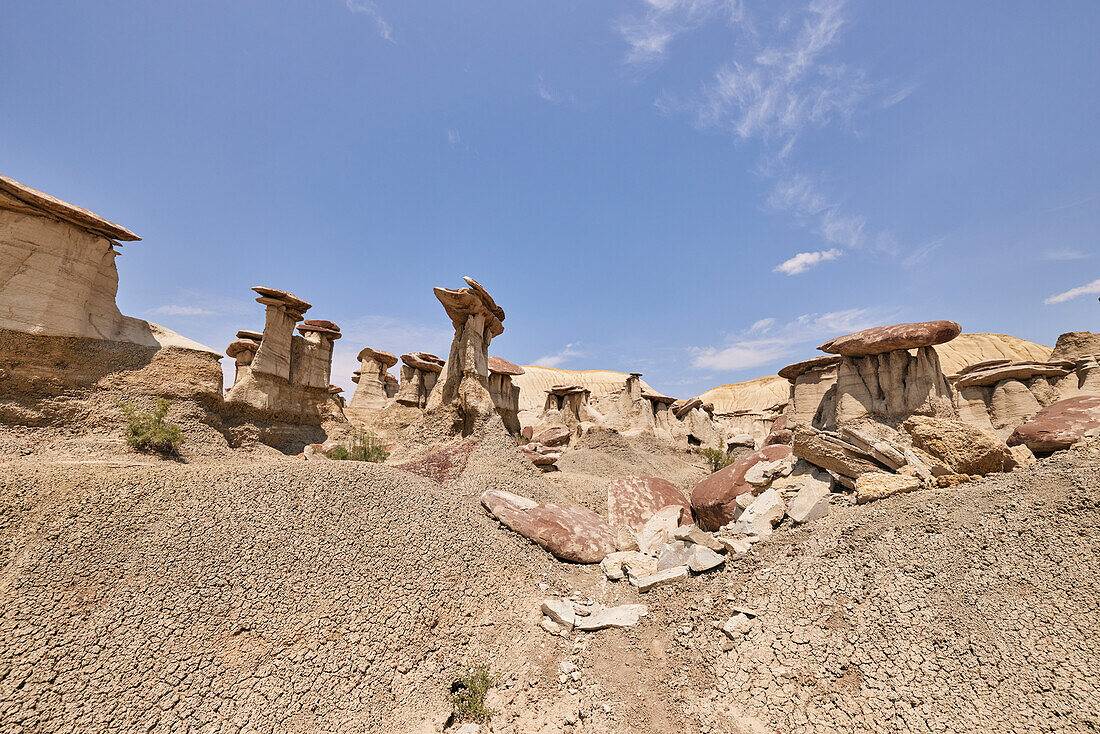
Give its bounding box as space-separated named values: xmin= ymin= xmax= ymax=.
xmin=607 ymin=476 xmax=691 ymax=533
xmin=778 ymin=355 xmax=841 ymax=381
xmin=819 ymin=320 xmax=962 ymax=357
xmin=903 ymin=416 xmax=1012 ymax=476
xmin=955 ymin=361 xmax=1073 ymax=388
xmin=690 ymin=444 xmax=793 ymax=531
xmin=1007 ymin=395 xmax=1100 ymax=453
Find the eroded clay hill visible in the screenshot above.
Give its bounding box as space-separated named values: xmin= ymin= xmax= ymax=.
xmin=2 ymin=431 xmax=1097 ymax=733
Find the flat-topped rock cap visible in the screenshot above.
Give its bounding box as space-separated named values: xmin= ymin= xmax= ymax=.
xmin=488 ymin=355 xmax=525 ymax=376
xmin=433 ymin=276 xmax=505 ymax=338
xmin=642 ymin=390 xmax=678 ymax=404
xmin=0 ymin=173 xmax=141 ymax=242
xmin=236 ymin=329 xmax=264 ymax=341
xmin=251 ymin=286 xmax=312 ymax=313
xmin=548 ymin=384 xmax=588 ymax=396
xmin=955 ymin=360 xmax=1073 ymax=388
xmin=402 ymin=352 xmax=445 ymax=372
xmin=297 ymin=319 xmax=341 ymax=338
xmin=226 ymin=338 xmax=261 ymax=358
xmin=357 ymin=346 xmax=399 ymax=368
xmin=819 ymin=320 xmax=962 ymax=356
xmin=778 ymin=355 xmax=842 ymax=381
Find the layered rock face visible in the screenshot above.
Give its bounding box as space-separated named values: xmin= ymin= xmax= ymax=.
xmin=424 ymin=277 xmax=506 ymax=435
xmin=0 ymin=174 xmax=223 ymax=423
xmin=488 ymin=356 xmax=524 ymax=434
xmin=1049 ymin=331 xmax=1100 ymax=362
xmin=224 ymin=287 xmax=343 ymax=422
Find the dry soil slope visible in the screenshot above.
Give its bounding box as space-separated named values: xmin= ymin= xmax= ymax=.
xmin=514 ymin=366 xmax=659 ymax=412
xmin=0 ymin=430 xmax=576 ymax=733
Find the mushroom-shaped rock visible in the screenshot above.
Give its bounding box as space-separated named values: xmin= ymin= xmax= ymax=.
xmin=480 ymin=490 xmax=614 ymax=563
xmin=642 ymin=390 xmax=678 ymax=405
xmin=819 ymin=320 xmax=961 ymax=356
xmin=226 ymin=338 xmax=261 ymax=360
xmin=691 ymin=444 xmax=793 ymax=531
xmin=433 ymin=276 xmax=505 ymax=339
xmin=297 ymin=319 xmax=342 ymax=339
xmin=779 ymin=355 xmax=842 ymax=382
xmin=327 ymin=385 xmax=343 ymax=394
xmin=607 ymin=476 xmax=691 ymax=533
xmin=358 ymin=346 xmax=398 ymax=369
xmin=251 ymin=286 xmax=311 ymax=315
xmin=1008 ymin=396 xmax=1100 ymax=453
xmin=236 ymin=329 xmax=264 ymax=341
xmin=402 ymin=352 xmax=445 ymax=373
xmin=488 ymin=355 xmax=525 ymax=376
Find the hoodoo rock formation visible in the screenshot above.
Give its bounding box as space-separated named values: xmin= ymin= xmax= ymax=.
xmin=224 ymin=287 xmax=343 ymax=423
xmin=346 ymin=346 xmax=399 ymax=420
xmin=425 ymin=277 xmax=506 ymax=434
xmin=396 ymin=352 xmax=445 ymax=409
xmin=488 ymin=356 xmax=524 ymax=434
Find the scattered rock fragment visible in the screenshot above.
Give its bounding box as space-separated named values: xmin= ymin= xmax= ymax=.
xmin=903 ymin=415 xmax=1013 ymax=476
xmin=787 ymin=480 xmax=830 ymax=523
xmin=635 ymin=504 xmax=688 ymax=556
xmin=629 ymin=565 xmax=689 ymax=592
xmin=607 ymin=476 xmax=690 ymax=533
xmin=855 ymin=472 xmax=922 ymax=504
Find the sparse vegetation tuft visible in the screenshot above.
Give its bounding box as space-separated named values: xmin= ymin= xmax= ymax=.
xmin=121 ymin=398 xmax=185 ymax=456
xmin=324 ymin=428 xmax=389 ymax=462
xmin=451 ymin=663 xmax=499 ymax=724
xmin=700 ymin=447 xmax=736 ymax=473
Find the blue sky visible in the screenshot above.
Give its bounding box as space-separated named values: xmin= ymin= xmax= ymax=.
xmin=2 ymin=0 xmax=1098 ymax=397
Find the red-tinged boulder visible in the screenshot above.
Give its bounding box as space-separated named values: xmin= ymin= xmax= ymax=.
xmin=819 ymin=320 xmax=961 ymax=357
xmin=691 ymin=444 xmax=793 ymax=531
xmin=534 ymin=426 xmax=570 ymax=447
xmin=607 ymin=476 xmax=691 ymax=532
xmin=1008 ymin=396 xmax=1100 ymax=453
xmin=480 ymin=490 xmax=614 ymax=563
xmin=763 ymin=415 xmax=793 ymax=446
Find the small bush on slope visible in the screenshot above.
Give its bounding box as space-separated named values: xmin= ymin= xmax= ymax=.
xmin=324 ymin=428 xmax=389 ymax=462
xmin=700 ymin=447 xmax=735 ymax=473
xmin=451 ymin=663 xmax=499 ymax=724
xmin=120 ymin=398 xmax=185 ymax=456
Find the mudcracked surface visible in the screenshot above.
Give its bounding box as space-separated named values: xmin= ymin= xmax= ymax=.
xmin=1 ymin=432 xmax=1097 ymax=733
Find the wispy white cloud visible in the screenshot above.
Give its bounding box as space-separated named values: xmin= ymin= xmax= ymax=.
xmin=346 ymin=0 xmax=394 ymax=42
xmin=902 ymin=235 xmax=948 ymax=269
xmin=149 ymin=305 xmax=215 ymax=317
xmin=447 ymin=129 xmax=461 ymax=145
xmin=1042 ymin=249 xmax=1092 ymax=261
xmin=535 ymin=343 xmax=584 ymax=368
xmin=773 ymin=248 xmax=841 ymax=275
xmin=627 ymin=0 xmax=914 ymax=268
xmin=690 ymin=307 xmax=884 ymax=371
xmin=619 ymin=0 xmax=744 ymax=65
xmin=536 ymin=75 xmax=576 ymax=104
xmin=750 ymin=317 xmax=776 ymax=332
xmin=1044 ymin=278 xmax=1100 ymax=305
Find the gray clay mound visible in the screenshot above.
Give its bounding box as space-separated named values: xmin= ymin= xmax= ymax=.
xmin=0 ymin=456 xmax=566 ymax=732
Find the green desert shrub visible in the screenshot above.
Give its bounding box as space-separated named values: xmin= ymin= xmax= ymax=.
xmin=700 ymin=447 xmax=735 ymax=473
xmin=451 ymin=663 xmax=499 ymax=724
xmin=324 ymin=428 xmax=389 ymax=462
xmin=120 ymin=398 xmax=185 ymax=456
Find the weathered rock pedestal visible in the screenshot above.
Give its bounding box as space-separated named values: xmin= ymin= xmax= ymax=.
xmin=395 ymin=352 xmax=445 ymax=408
xmin=424 ymin=277 xmax=506 ymax=435
xmin=544 ymin=384 xmax=595 ymax=427
xmin=347 ymin=346 xmax=398 ymax=419
xmin=818 ymin=321 xmax=961 ymax=427
xmin=488 ymin=356 xmax=524 ymax=434
xmin=224 ymin=287 xmax=343 ymax=423
xmin=225 ymin=330 xmax=263 ymax=388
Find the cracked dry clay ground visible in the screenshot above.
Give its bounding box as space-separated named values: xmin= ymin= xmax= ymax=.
xmin=0 ymin=432 xmax=1098 ymax=732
